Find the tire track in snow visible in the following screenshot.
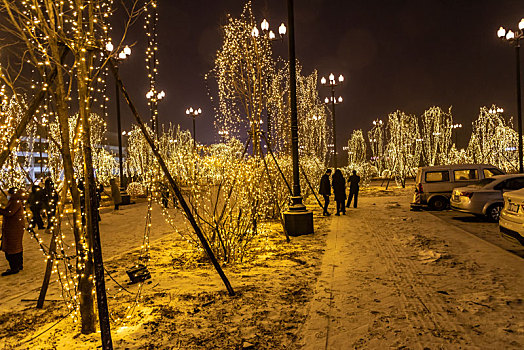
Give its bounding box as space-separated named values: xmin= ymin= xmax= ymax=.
xmin=364 ymin=210 xmax=475 ymax=348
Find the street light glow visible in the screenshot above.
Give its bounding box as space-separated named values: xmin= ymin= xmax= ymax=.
xmin=118 ymin=51 xmax=127 ymax=59
xmin=519 ymin=19 xmax=524 ymax=30
xmin=506 ymin=30 xmax=515 ymax=40
xmin=320 ymin=77 xmax=327 ymax=85
xmin=338 ymin=74 xmax=344 ymax=83
xmin=105 ymin=42 xmax=113 ymax=52
xmin=261 ymin=19 xmax=269 ymax=31
xmin=123 ymin=45 xmax=131 ymax=56
xmin=279 ymin=23 xmax=287 ymax=36
xmin=251 ymin=27 xmax=259 ymax=37
xmin=497 ymin=27 xmax=506 ymax=38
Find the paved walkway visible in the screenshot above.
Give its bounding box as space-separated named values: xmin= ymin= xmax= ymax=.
xmin=298 ymin=194 xmax=524 ymax=349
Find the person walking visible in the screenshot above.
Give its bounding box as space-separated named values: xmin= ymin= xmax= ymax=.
xmin=1 ymin=188 xmax=26 ymax=276
xmin=332 ymin=169 xmax=346 ymax=216
xmin=319 ymin=169 xmax=332 ymax=216
xmin=27 ymin=184 xmax=45 ymax=230
xmin=43 ymin=178 xmax=58 ymax=230
xmin=346 ymin=170 xmax=361 ymax=208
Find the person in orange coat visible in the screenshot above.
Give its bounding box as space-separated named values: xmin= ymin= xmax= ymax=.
xmin=0 ymin=188 xmax=26 ymax=276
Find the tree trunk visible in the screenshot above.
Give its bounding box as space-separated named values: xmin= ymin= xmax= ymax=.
xmin=47 ymin=40 xmax=95 ymax=333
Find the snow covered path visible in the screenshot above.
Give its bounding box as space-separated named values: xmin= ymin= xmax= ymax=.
xmin=299 ymin=190 xmax=524 ymax=349
xmin=0 ymin=199 xmax=180 ymax=314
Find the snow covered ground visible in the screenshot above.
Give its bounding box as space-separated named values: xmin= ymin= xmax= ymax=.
xmin=1 ymin=186 xmax=524 ymax=349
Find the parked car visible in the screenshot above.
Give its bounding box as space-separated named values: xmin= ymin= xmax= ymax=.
xmin=450 ymin=174 xmax=524 ymax=221
xmin=499 ymin=188 xmax=524 ymax=246
xmin=411 ymin=164 xmax=504 ymax=211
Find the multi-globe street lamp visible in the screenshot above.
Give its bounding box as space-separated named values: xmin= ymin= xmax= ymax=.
xmin=320 ymin=73 xmax=344 ymax=169
xmin=106 ymin=42 xmax=132 ymax=203
xmin=251 ymin=18 xmax=287 ymax=40
xmin=146 ymin=88 xmax=165 ymax=136
xmin=497 ymin=18 xmax=524 ymax=173
xmin=185 ymin=107 xmax=202 ymax=149
xmin=218 ymin=129 xmax=229 ymax=143
xmin=451 ymin=123 xmax=462 ymax=146
xmin=252 ymin=19 xmax=286 ymax=149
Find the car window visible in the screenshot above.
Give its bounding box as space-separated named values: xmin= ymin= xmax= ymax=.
xmin=504 ymin=177 xmax=524 ymax=190
xmin=425 ymin=171 xmax=449 ymax=182
xmin=484 ymin=168 xmax=504 ymax=177
xmin=472 ymin=178 xmax=496 ymax=187
xmin=454 ymin=169 xmax=478 ymax=181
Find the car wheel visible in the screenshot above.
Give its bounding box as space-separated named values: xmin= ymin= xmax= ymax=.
xmin=429 ymin=197 xmax=447 ymax=211
xmin=486 ymin=204 xmax=503 ymax=222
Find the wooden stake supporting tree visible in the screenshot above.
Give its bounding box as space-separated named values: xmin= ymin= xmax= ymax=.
xmin=109 ymin=60 xmax=235 ymax=296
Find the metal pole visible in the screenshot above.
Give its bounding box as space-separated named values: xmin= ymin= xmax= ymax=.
xmin=115 ymin=70 xmax=124 ymax=188
xmin=283 ymin=0 xmax=313 ymax=236
xmin=193 ymin=115 xmax=196 ymax=149
xmin=331 ymin=86 xmax=337 ymax=170
xmin=287 ymin=0 xmax=301 ymax=201
xmin=516 ymin=42 xmax=523 ymax=173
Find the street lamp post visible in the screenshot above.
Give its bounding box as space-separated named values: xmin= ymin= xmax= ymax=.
xmin=498 ymin=19 xmax=524 ymax=173
xmin=320 ymin=73 xmax=344 ymax=169
xmin=282 ymin=0 xmax=313 ymax=236
xmin=252 ymin=19 xmax=286 ymax=151
xmin=450 ymin=123 xmax=463 ymax=147
xmin=107 ymin=43 xmax=132 ymax=204
xmin=185 ymin=107 xmax=202 ymax=149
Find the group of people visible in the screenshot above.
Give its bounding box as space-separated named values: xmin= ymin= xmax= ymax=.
xmin=0 ymin=179 xmax=59 ymax=276
xmin=319 ymin=169 xmax=360 ymax=216
xmin=27 ymin=179 xmax=59 ymax=231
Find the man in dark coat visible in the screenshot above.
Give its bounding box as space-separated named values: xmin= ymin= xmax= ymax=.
xmin=318 ymin=169 xmax=332 ymax=216
xmin=346 ymin=170 xmax=361 ymax=208
xmin=1 ymin=188 xmax=26 ymax=276
xmin=27 ymin=184 xmax=45 ymax=230
xmin=332 ymin=169 xmax=346 ymax=215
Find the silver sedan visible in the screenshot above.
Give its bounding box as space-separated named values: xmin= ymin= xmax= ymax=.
xmin=450 ymin=174 xmax=524 ymax=221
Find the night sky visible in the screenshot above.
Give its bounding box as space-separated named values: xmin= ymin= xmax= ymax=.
xmin=114 ymin=0 xmax=524 ymax=149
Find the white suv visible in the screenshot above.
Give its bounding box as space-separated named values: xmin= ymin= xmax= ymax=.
xmin=411 ymin=164 xmax=504 ymax=211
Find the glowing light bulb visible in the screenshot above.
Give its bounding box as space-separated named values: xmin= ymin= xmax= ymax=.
xmin=261 ymin=19 xmax=269 ymax=31
xmin=279 ymin=23 xmax=287 ymax=36
xmin=497 ymin=27 xmax=506 ymax=38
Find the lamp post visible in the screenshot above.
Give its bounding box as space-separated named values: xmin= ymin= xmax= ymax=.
xmin=252 ymin=19 xmax=286 ymax=151
xmin=282 ymin=0 xmax=313 ymax=236
xmin=185 ymin=107 xmax=202 ymax=149
xmin=146 ymin=89 xmax=165 ymax=136
xmin=218 ymin=129 xmax=229 ymax=143
xmin=320 ymin=73 xmax=344 ymax=169
xmin=497 ymin=19 xmax=524 ymax=173
xmin=450 ymin=123 xmax=462 ymax=147
xmin=107 ymin=43 xmax=132 ymax=204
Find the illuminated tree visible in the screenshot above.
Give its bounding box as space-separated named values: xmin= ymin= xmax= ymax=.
xmin=0 ymin=0 xmax=142 ymax=336
xmin=346 ymin=129 xmax=367 ymax=167
xmin=212 ymin=1 xmax=274 ymax=156
xmin=368 ymin=119 xmax=387 ymax=176
xmin=386 ymin=110 xmax=421 ymax=187
xmin=420 ymin=106 xmax=453 ymax=166
xmin=467 ymin=105 xmax=518 ymax=172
